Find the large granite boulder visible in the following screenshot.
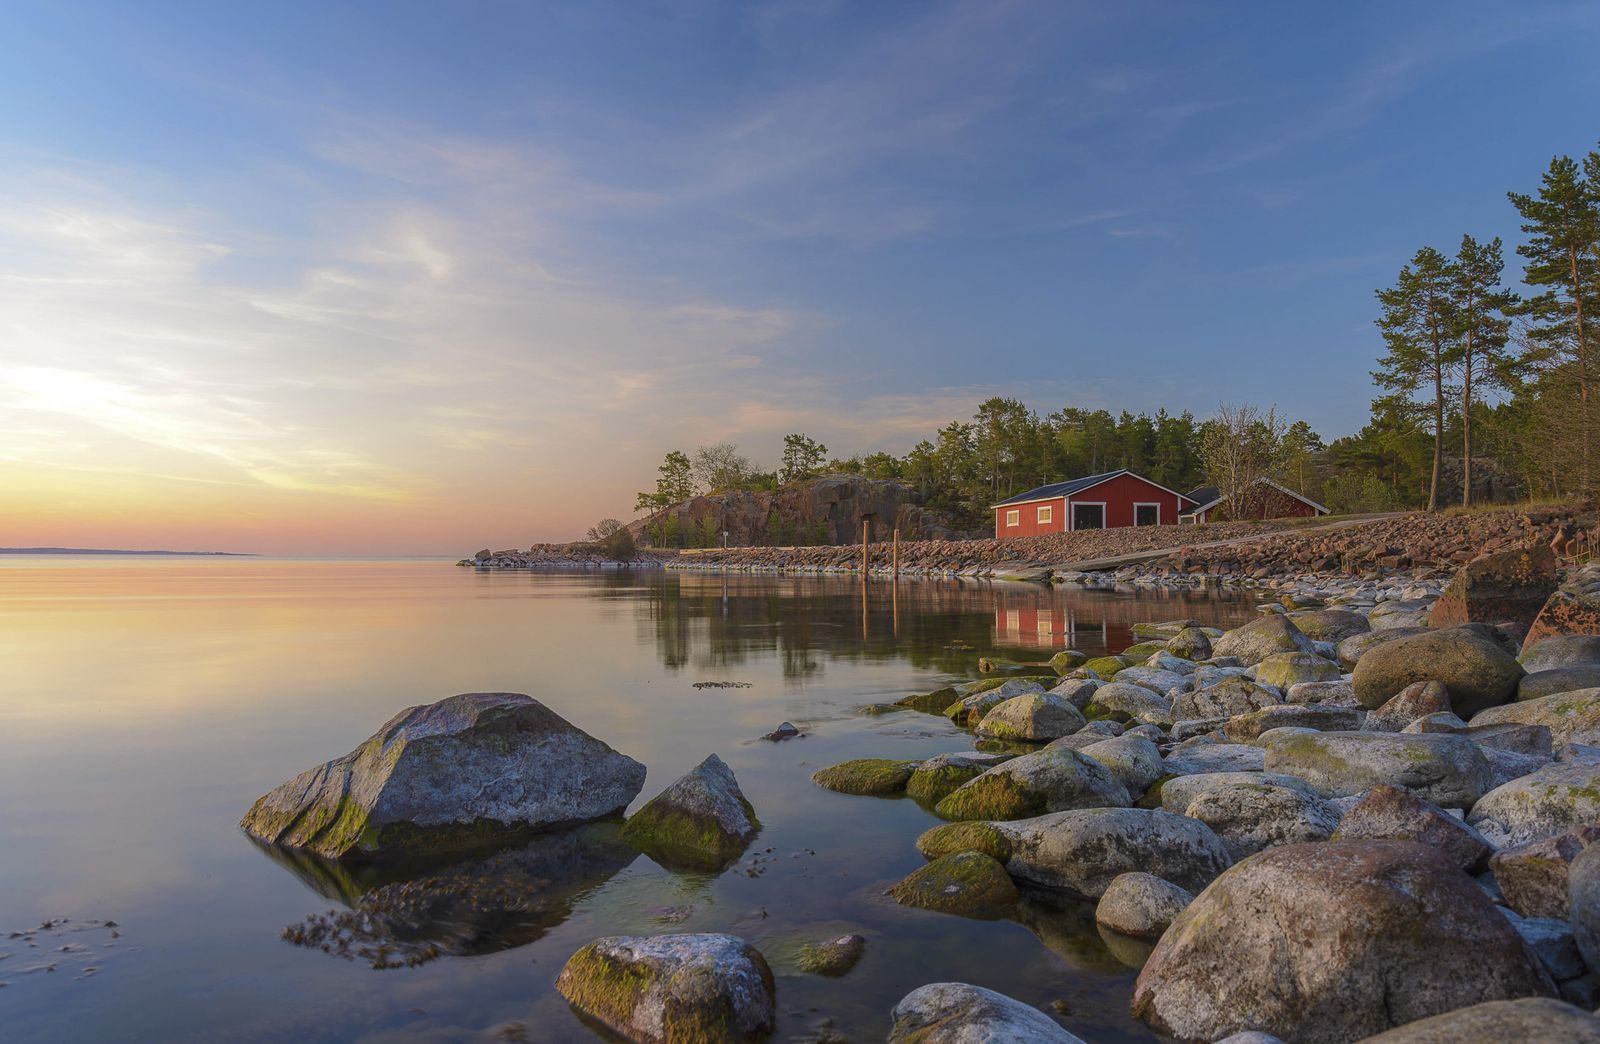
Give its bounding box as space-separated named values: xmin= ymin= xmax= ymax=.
xmin=1520 ymin=666 xmax=1600 ymax=702
xmin=1212 ymin=615 xmax=1317 ymax=665
xmin=1491 ymin=825 xmax=1600 ymax=918
xmin=1470 ymin=690 xmax=1600 ymax=748
xmin=555 ymin=933 xmax=774 ymax=1043
xmin=1263 ymin=730 xmax=1491 ymax=807
xmin=1172 ymin=676 xmax=1281 ymax=721
xmin=1254 ymin=652 xmax=1342 ymax=690
xmin=1077 ymin=735 xmax=1164 ymax=796
xmin=1355 ymin=998 xmax=1600 ymax=1043
xmin=1337 ymin=626 xmax=1429 ymax=670
xmin=888 ymin=983 xmax=1084 ymax=1043
xmin=1469 ymin=760 xmax=1600 ymax=847
xmin=1353 ymin=628 xmax=1524 ymax=716
xmin=1366 ymin=680 xmax=1451 ymax=733
xmin=240 ymin=692 xmax=646 ymax=861
xmin=1524 ymin=635 xmax=1600 ymax=673
xmin=1094 ymin=872 xmax=1193 ymax=941
xmin=1287 ymin=609 xmax=1371 ymax=644
xmin=934 ymin=746 xmax=1129 ymax=821
xmin=1332 ymin=783 xmax=1494 ymax=873
xmin=1130 ymin=841 xmax=1554 ymax=1043
xmin=1569 ymin=844 xmax=1600 ymax=978
xmin=621 ymin=754 xmax=759 ymax=870
xmin=998 ymin=807 xmax=1232 ymax=898
xmin=1183 ymin=781 xmax=1340 ymax=859
xmin=975 ymin=693 xmax=1086 ymax=741
xmin=1430 ymin=545 xmax=1559 ymax=634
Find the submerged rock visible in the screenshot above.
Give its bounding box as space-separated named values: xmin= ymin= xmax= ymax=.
xmin=1131 ymin=840 xmax=1554 ymax=1043
xmin=240 ymin=692 xmax=646 ymax=861
xmin=1094 ymin=872 xmax=1192 ymax=941
xmin=555 ymin=933 xmax=775 ymax=1043
xmin=621 ymin=754 xmax=759 ymax=870
xmin=887 ymin=851 xmax=1018 ymax=919
xmin=796 ymin=933 xmax=865 ymax=977
xmin=915 ymin=821 xmax=1013 ymax=863
xmin=811 ymin=758 xmax=920 ymax=797
xmin=888 ymin=982 xmax=1084 ymax=1043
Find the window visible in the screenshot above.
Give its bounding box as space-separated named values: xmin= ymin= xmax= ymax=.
xmin=1071 ymin=503 xmax=1105 ymax=530
xmin=1134 ymin=503 xmax=1160 ymax=526
xmin=1005 ymin=509 xmax=1020 ymax=527
xmin=1037 ymin=504 xmax=1053 ymax=524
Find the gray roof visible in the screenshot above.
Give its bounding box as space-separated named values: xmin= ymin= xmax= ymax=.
xmin=993 ymin=470 xmax=1188 ymax=508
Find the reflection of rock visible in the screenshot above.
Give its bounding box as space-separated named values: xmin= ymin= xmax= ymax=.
xmin=1011 ymin=888 xmax=1124 ymax=974
xmin=273 ymin=824 xmax=636 ymax=969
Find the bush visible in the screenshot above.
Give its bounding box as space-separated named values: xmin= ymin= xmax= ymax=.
xmin=598 ymin=526 xmax=636 ymax=561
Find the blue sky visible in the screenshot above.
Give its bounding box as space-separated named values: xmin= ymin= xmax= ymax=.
xmin=2 ymin=1 xmax=1599 ymax=551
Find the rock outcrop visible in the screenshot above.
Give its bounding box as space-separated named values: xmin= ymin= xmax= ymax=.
xmin=620 ymin=754 xmax=759 ymax=870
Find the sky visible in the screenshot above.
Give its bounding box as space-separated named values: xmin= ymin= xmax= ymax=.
xmin=2 ymin=1 xmax=1599 ymax=554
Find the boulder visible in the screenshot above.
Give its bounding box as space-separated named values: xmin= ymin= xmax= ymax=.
xmin=1113 ymin=666 xmax=1190 ymax=694
xmin=1569 ymin=843 xmax=1600 ymax=976
xmin=1470 ymin=690 xmax=1600 ymax=748
xmin=1332 ymin=783 xmax=1494 ymax=872
xmin=888 ymin=983 xmax=1084 ymax=1043
xmin=1087 ymin=682 xmax=1173 ymax=725
xmin=1167 ymin=627 xmax=1213 ymax=661
xmin=1095 ymin=872 xmax=1193 ymax=941
xmin=915 ymin=821 xmax=1013 ymax=863
xmin=1049 ymin=649 xmax=1087 ymax=674
xmin=1521 ymin=665 xmax=1600 ymax=702
xmin=1078 ymin=735 xmax=1164 ymax=796
xmin=1285 ymin=679 xmax=1358 ymax=706
xmin=946 ymin=679 xmax=1046 ymax=727
xmin=1130 ymin=841 xmax=1554 ymax=1043
xmin=1046 ymin=677 xmax=1101 ymax=710
xmin=811 ymin=758 xmax=920 ymax=796
xmin=1403 ymin=711 xmax=1469 ymax=734
xmin=1263 ymin=731 xmax=1491 ymax=807
xmin=1337 ymin=626 xmax=1430 ymax=670
xmin=1224 ymin=704 xmax=1362 ymax=742
xmin=1354 ymin=997 xmax=1600 ymax=1043
xmin=1287 ymin=609 xmax=1371 ymax=643
xmin=1470 ymin=721 xmax=1556 ymax=757
xmin=1429 ymin=544 xmax=1559 ymax=634
xmin=1183 ymin=781 xmax=1340 ymax=859
xmin=796 ymin=933 xmax=865 ymax=977
xmin=1524 ymin=585 xmax=1600 ymax=658
xmin=1469 ymin=760 xmax=1600 ymax=847
xmin=1155 ymin=770 xmax=1318 ymax=812
xmin=906 ymin=752 xmax=1012 ymax=805
xmin=1353 ymin=628 xmax=1525 ymax=716
xmin=1491 ymin=826 xmax=1600 ymax=918
xmin=1172 ymin=676 xmax=1281 ymax=721
xmin=622 ymin=754 xmax=759 ymax=869
xmin=999 ymin=807 xmax=1232 ymax=898
xmin=934 ymin=746 xmax=1129 ymax=821
xmin=1367 ymin=680 xmax=1452 ymax=733
xmin=1164 ymin=743 xmax=1267 ymax=775
xmin=1254 ymin=652 xmax=1342 ymax=690
xmin=975 ymin=693 xmax=1086 ymax=742
xmin=1524 ymin=635 xmax=1600 ymax=673
xmin=887 ymin=851 xmax=1018 ymax=919
xmin=1212 ymin=615 xmax=1317 ymax=665
xmin=555 ymin=933 xmax=775 ymax=1043
xmin=240 ymin=692 xmax=646 ymax=861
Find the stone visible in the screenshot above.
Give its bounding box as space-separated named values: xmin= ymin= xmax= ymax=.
xmin=1212 ymin=615 xmax=1318 ymax=665
xmin=1285 ymin=679 xmax=1357 ymax=706
xmin=240 ymin=692 xmax=646 ymax=861
xmin=1470 ymin=690 xmax=1600 ymax=748
xmin=796 ymin=933 xmax=864 ymax=977
xmin=1569 ymin=843 xmax=1600 ymax=977
xmin=1491 ymin=826 xmax=1600 ymax=918
xmin=1046 ymin=677 xmax=1101 ymax=710
xmin=975 ymin=693 xmax=1086 ymax=742
xmin=1337 ymin=626 xmax=1430 ymax=669
xmin=1263 ymin=731 xmax=1491 ymax=807
xmin=1172 ymin=676 xmax=1281 ymax=721
xmin=1164 ymin=743 xmax=1267 ymax=775
xmin=1224 ymin=704 xmax=1362 ymax=742
xmin=1082 ymin=654 xmax=1133 ymax=679
xmin=622 ymin=754 xmax=760 ymax=870
xmin=1049 ymin=649 xmax=1087 ymax=674
xmin=1403 ymin=711 xmax=1469 ymax=733
xmin=1469 ymin=760 xmax=1600 ymax=847
xmin=946 ymin=679 xmax=1046 ymax=727
xmin=1078 ymin=735 xmax=1164 ymax=797
xmin=762 ymin=721 xmax=800 ymax=742
xmin=1367 ymin=680 xmax=1453 ymax=733
xmin=888 ymin=983 xmax=1084 ymax=1043
xmin=934 ymin=746 xmax=1129 ymax=821
xmin=1254 ymin=652 xmax=1342 ymax=690
xmin=1353 ymin=627 xmax=1525 ymax=717
xmin=1521 ymin=665 xmax=1600 ymax=701
xmin=1482 ymin=746 xmax=1554 ymax=790
xmin=554 ymin=933 xmax=775 ymax=1044
xmin=998 ymin=807 xmax=1232 ymax=898
xmin=898 ymin=686 xmax=961 ymax=714
xmin=1332 ymin=783 xmax=1494 ymax=872
xmin=1094 ymin=872 xmax=1192 ymax=941
xmin=1524 ymin=635 xmax=1600 ymax=673
xmin=1113 ymin=666 xmax=1189 ymax=694
xmin=1502 ymin=909 xmax=1586 ymax=980
xmin=1286 ymin=609 xmax=1371 ymax=643
xmin=887 ymin=851 xmax=1018 ymax=919
xmin=1155 ymin=771 xmax=1318 ymax=813
xmin=1130 ymin=841 xmax=1555 ymax=1043
xmin=810 ymin=758 xmax=920 ymax=796
xmin=1086 ymin=682 xmax=1172 ymax=725
xmin=905 ymin=752 xmax=1012 ymax=805
xmin=1353 ymin=997 xmax=1600 ymax=1043
xmin=1525 ymin=585 xmax=1600 ymax=651
xmin=915 ymin=821 xmax=1013 ymax=863
xmin=1430 ymin=544 xmax=1559 ymax=634
xmin=1470 ymin=722 xmax=1556 ymax=757
xmin=1044 ymin=721 xmax=1125 ymax=751
xmin=1183 ymin=781 xmax=1340 ymax=859
xmin=1167 ymin=627 xmax=1213 ymax=660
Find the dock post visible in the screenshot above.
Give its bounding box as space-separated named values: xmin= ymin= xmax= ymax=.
xmin=862 ymin=519 xmax=869 ymax=576
xmin=892 ymin=527 xmax=900 ymax=578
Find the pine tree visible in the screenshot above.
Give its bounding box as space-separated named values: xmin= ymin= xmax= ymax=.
xmin=1374 ymin=247 xmax=1458 ymax=511
xmin=1449 ymin=235 xmax=1518 ymax=506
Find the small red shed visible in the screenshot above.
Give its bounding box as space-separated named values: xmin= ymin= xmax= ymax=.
xmin=992 ymin=470 xmax=1197 ymax=539
xmin=1182 ymin=478 xmax=1329 ymax=523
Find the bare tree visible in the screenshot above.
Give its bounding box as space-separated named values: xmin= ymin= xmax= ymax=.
xmin=690 ymin=442 xmax=755 ymax=492
xmin=1200 ymin=403 xmax=1287 ymax=520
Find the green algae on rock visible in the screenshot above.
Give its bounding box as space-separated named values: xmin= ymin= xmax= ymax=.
xmin=914 ymin=821 xmax=1013 ymax=863
xmin=795 ymin=933 xmax=866 ymax=977
xmin=240 ymin=692 xmax=646 ymax=862
xmin=887 ymin=851 xmax=1018 ymax=919
xmin=934 ymin=746 xmax=1129 ymax=821
xmin=621 ymin=754 xmax=760 ymax=871
xmin=811 ymin=758 xmax=921 ymax=796
xmin=906 ymin=752 xmax=1011 ymax=805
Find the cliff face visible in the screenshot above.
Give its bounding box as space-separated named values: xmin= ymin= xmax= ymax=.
xmin=629 ymin=475 xmax=978 ymax=547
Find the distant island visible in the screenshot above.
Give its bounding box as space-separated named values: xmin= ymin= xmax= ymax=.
xmin=0 ymin=547 xmax=254 ymax=556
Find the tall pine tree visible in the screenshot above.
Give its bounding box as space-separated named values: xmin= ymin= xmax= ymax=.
xmin=1449 ymin=235 xmax=1518 ymax=506
xmin=1374 ymin=247 xmax=1458 ymax=511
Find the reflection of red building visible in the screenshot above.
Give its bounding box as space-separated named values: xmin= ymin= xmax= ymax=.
xmin=994 ymin=600 xmax=1111 ymax=650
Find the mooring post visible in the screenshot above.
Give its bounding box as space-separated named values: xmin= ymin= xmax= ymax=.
xmin=892 ymin=527 xmax=900 ymax=578
xmin=861 ymin=518 xmax=869 ymax=575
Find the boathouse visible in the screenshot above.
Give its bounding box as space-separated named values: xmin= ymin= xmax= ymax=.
xmin=1182 ymin=478 xmax=1329 ymax=523
xmin=992 ymin=470 xmax=1197 ymax=538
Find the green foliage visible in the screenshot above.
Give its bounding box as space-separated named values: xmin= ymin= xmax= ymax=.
xmin=1321 ymin=472 xmax=1406 ymax=514
xmin=780 ymin=433 xmax=828 ymax=484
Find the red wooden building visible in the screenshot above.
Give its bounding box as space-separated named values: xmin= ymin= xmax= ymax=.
xmin=992 ymin=469 xmax=1197 ymax=538
xmin=1182 ymin=478 xmax=1329 ymax=523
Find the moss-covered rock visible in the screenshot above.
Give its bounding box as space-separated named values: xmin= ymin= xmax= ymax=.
xmin=810 ymin=758 xmax=920 ymax=797
xmin=905 ymin=752 xmax=1011 ymax=805
xmin=914 ymin=821 xmax=1013 ymax=863
xmin=894 ymin=686 xmax=958 ymax=713
xmin=974 ymin=693 xmax=1086 ymax=742
xmin=946 ymin=679 xmax=1048 ymax=727
xmin=794 ymin=933 xmax=865 ymax=977
xmin=934 ymin=746 xmax=1129 ymax=821
xmin=1083 ymin=655 xmax=1134 ymax=678
xmin=621 ymin=754 xmax=760 ymax=871
xmin=1254 ymin=651 xmax=1342 ymax=690
xmin=1050 ymin=649 xmax=1088 ymax=674
xmin=886 ymin=851 xmax=1018 ymax=919
xmin=555 ymin=933 xmax=775 ymax=1043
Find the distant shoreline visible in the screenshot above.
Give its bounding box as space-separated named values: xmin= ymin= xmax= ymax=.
xmin=0 ymin=548 xmax=256 ymax=557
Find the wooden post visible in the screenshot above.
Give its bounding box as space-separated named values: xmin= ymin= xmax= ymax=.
xmin=862 ymin=519 xmax=869 ymax=576
xmin=892 ymin=527 xmax=900 ymax=578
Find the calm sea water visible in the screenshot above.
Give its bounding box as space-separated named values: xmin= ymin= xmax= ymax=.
xmin=0 ymin=558 xmax=1257 ymax=1042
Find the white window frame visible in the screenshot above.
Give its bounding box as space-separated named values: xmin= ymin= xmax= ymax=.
xmin=1005 ymin=509 xmax=1020 ymax=527
xmin=1132 ymin=501 xmax=1161 ymax=526
xmin=1069 ymin=501 xmax=1106 ymax=530
xmin=1037 ymin=504 xmax=1053 ymax=525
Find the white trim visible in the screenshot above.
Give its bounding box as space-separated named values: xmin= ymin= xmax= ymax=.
xmin=1132 ymin=501 xmax=1161 ymax=526
xmin=989 ymin=492 xmax=1071 ymax=510
xmin=1036 ymin=504 xmax=1053 ymax=525
xmin=1004 ymin=509 xmax=1020 ymax=527
xmin=991 ymin=469 xmax=1199 ymax=510
xmin=1189 ymin=478 xmax=1328 ymax=518
xmin=1069 ymin=501 xmax=1106 ymax=531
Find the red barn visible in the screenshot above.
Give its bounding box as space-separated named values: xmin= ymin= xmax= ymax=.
xmin=992 ymin=470 xmax=1197 ymax=538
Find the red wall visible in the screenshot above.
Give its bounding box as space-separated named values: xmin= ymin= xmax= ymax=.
xmin=1198 ymin=486 xmax=1320 ymax=522
xmin=993 ymin=473 xmax=1192 ymax=538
